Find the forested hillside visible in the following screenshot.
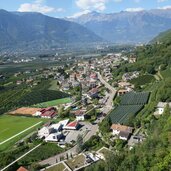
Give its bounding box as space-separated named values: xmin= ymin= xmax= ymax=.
xmin=86 ymin=28 xmax=171 ymax=171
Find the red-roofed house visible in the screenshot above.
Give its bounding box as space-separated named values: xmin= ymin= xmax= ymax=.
xmin=63 ymin=121 xmax=80 ymax=130
xmin=17 ymin=166 xmax=28 ymax=171
xmin=90 ymin=73 xmax=97 ymax=81
xmin=39 ymin=107 xmax=57 ymax=119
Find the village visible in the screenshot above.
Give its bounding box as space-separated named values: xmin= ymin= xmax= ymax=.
xmin=1 ymin=51 xmax=168 ymax=171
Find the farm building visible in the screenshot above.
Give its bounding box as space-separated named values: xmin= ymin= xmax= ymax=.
xmin=38 ymin=107 xmax=57 ymax=118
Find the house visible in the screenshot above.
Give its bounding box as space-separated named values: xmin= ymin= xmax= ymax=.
xmin=111 ymin=124 xmax=133 ymax=141
xmin=45 ymin=132 xmax=63 ymax=142
xmin=90 ymin=73 xmax=97 ymax=81
xmin=118 ymin=81 xmax=131 ymax=88
xmin=63 ymin=83 xmax=70 ymax=91
xmin=16 ymin=80 xmax=23 ymax=85
xmin=50 ymin=123 xmax=63 ymax=132
xmin=128 ymin=135 xmax=146 ymax=148
xmin=70 ymin=73 xmax=76 ymax=82
xmin=17 ymin=166 xmax=28 ymax=171
xmin=118 ymin=131 xmax=131 ymax=141
xmin=38 ymin=126 xmax=53 ymax=138
xmin=117 ymin=89 xmax=129 ymax=96
xmin=129 ymin=57 xmax=137 ymax=63
xmin=39 ymin=107 xmax=57 ymax=119
xmin=74 ymin=110 xmax=87 ymax=121
xmin=154 ymin=102 xmax=171 ymax=115
xmin=63 ymin=121 xmax=80 ymax=130
xmin=89 ymin=88 xmax=99 ymax=98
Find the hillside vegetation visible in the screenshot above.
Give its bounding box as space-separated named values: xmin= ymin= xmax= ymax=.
xmin=90 ymin=27 xmax=171 ymax=171
xmin=151 ymin=29 xmax=171 ymax=44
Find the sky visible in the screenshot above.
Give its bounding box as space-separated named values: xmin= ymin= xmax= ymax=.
xmin=0 ymin=0 xmax=171 ymax=18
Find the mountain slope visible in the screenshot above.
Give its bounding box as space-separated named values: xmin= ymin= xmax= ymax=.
xmin=68 ymin=9 xmax=171 ymax=44
xmin=0 ymin=10 xmax=102 ymax=52
xmin=151 ymin=28 xmax=171 ymax=44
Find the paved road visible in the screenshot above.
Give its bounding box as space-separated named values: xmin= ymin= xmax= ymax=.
xmin=39 ymin=73 xmax=116 ymax=166
xmin=39 ymin=123 xmax=98 ymax=166
xmin=97 ymin=72 xmax=117 ymax=114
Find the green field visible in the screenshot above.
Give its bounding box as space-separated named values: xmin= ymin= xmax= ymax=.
xmin=33 ymin=97 xmax=72 ymax=108
xmin=0 ymin=115 xmax=43 ymax=150
xmin=46 ymin=163 xmax=67 ymax=171
xmin=130 ymin=74 xmax=155 ymax=86
xmin=161 ymin=68 xmax=171 ymax=79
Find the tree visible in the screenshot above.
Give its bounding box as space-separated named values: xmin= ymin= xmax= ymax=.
xmin=99 ymin=116 xmax=111 ymax=135
xmin=76 ymin=134 xmax=83 ymax=153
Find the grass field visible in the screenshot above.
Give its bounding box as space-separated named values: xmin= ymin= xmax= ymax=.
xmin=33 ymin=97 xmax=72 ymax=108
xmin=48 ymin=80 xmax=60 ymax=91
xmin=46 ymin=163 xmax=67 ymax=171
xmin=130 ymin=74 xmax=155 ymax=86
xmin=161 ymin=68 xmax=171 ymax=79
xmin=0 ymin=115 xmax=43 ymax=151
xmin=66 ymin=154 xmax=86 ymax=170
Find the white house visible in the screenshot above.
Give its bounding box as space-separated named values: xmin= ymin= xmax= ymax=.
xmin=154 ymin=102 xmax=171 ymax=115
xmin=45 ymin=132 xmax=63 ymax=142
xmin=50 ymin=119 xmax=69 ymax=131
xmin=50 ymin=123 xmax=63 ymax=132
xmin=38 ymin=127 xmax=53 ymax=138
xmin=111 ymin=124 xmax=133 ymax=141
xmin=75 ymin=110 xmax=87 ymax=121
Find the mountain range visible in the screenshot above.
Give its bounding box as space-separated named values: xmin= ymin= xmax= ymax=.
xmin=1 ymin=9 xmax=171 ymax=53
xmin=0 ymin=9 xmax=101 ymax=53
xmin=68 ymin=9 xmax=171 ymax=44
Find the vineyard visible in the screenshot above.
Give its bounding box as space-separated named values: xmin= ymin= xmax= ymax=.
xmin=0 ymin=81 xmax=69 ymax=115
xmin=120 ymin=92 xmax=150 ymax=105
xmin=110 ymin=105 xmax=143 ymax=124
xmin=110 ymin=91 xmax=150 ymax=125
xmin=18 ymin=90 xmax=69 ymax=106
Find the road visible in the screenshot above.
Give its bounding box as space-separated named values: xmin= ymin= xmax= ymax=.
xmin=39 ymin=73 xmax=116 ymax=166
xmin=1 ymin=144 xmax=41 ymax=171
xmin=97 ymin=72 xmax=117 ymax=114
xmin=39 ymin=123 xmax=98 ymax=166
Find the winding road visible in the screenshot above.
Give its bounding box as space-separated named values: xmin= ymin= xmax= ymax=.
xmin=97 ymin=72 xmax=117 ymax=114
xmin=39 ymin=73 xmax=116 ymax=166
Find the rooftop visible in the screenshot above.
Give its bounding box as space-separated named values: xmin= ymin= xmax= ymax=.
xmin=111 ymin=124 xmax=133 ymax=133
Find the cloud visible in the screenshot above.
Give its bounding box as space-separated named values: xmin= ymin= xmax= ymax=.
xmin=125 ymin=7 xmax=144 ymax=12
xmin=157 ymin=0 xmax=168 ymax=2
xmin=76 ymin=0 xmax=108 ymax=11
xmin=158 ymin=5 xmax=171 ymax=9
xmin=68 ymin=10 xmax=91 ymax=18
xmin=18 ymin=0 xmax=65 ymax=14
